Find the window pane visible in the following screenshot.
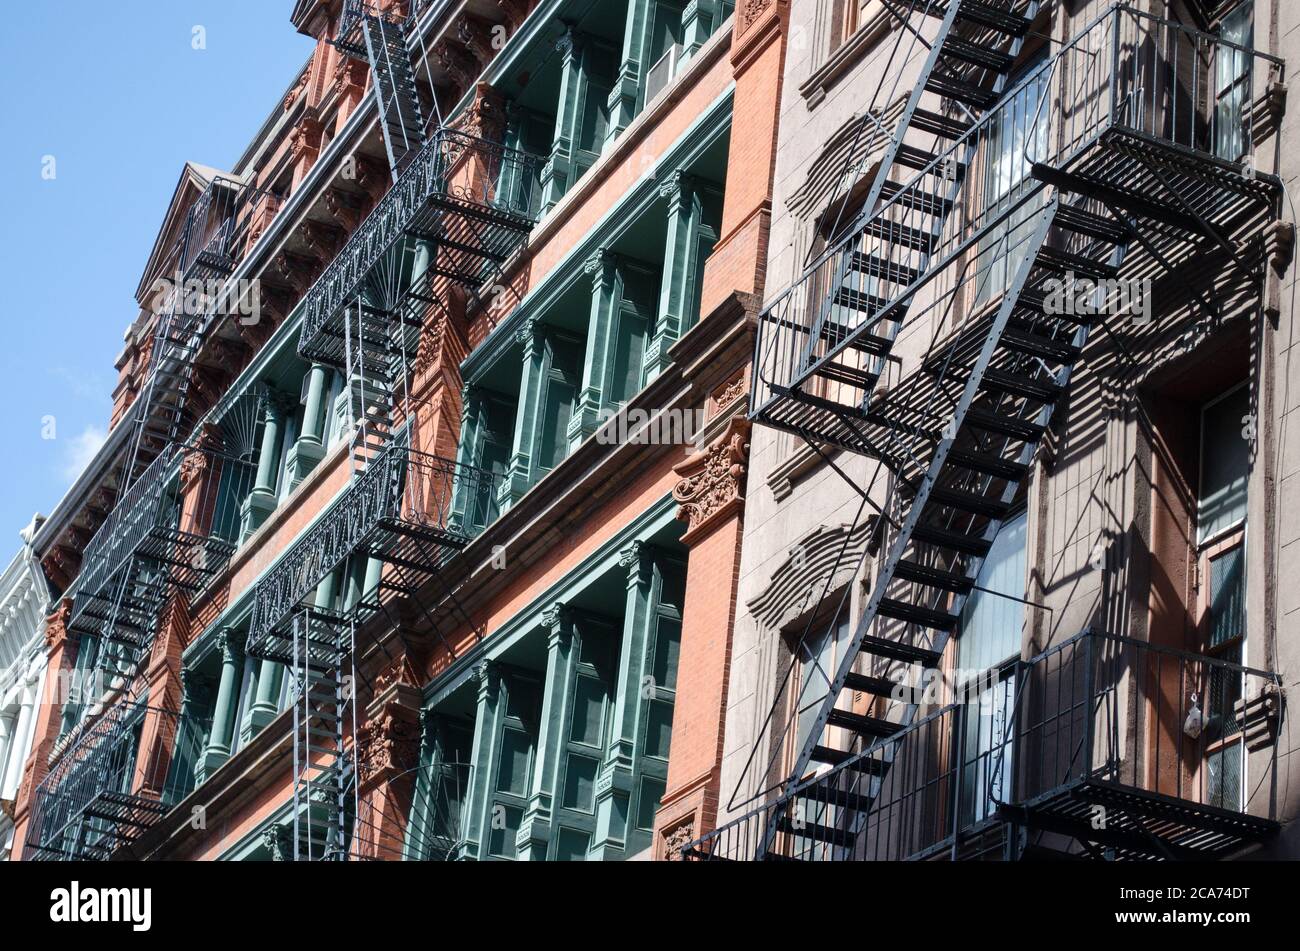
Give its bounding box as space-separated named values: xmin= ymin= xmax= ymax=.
xmin=957 ymin=513 xmax=1027 ymax=673
xmin=1199 ymin=385 xmax=1249 ymax=542
xmin=1208 ymin=544 xmax=1245 ymax=648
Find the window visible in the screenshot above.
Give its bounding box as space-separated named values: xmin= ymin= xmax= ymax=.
xmin=832 ymin=1 xmax=880 ymax=53
xmin=791 ymin=609 xmax=853 ymax=774
xmin=1213 ymin=2 xmax=1254 ymax=161
xmin=955 ymin=512 xmax=1027 ymax=827
xmin=977 ymin=54 xmax=1051 ymax=303
xmin=1195 ymin=383 xmax=1250 ymax=809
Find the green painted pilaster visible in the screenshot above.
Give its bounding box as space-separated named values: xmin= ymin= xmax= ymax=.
xmin=589 ymin=542 xmax=655 ymax=860
xmin=605 ymin=0 xmax=656 ymax=149
xmin=498 ymin=320 xmax=544 ymax=512
xmin=681 ymin=0 xmax=722 ymax=64
xmin=569 ymin=250 xmax=620 ymax=450
xmin=517 ymin=604 xmax=576 ymax=860
xmin=540 ymin=30 xmax=585 ymax=213
xmin=646 ymin=172 xmax=700 ymax=380
xmin=286 ymin=364 xmax=329 ymax=490
xmin=200 ymin=628 xmax=246 ymax=779
xmin=241 ymin=394 xmax=286 ymax=539
xmin=462 ymin=661 xmax=501 ymax=860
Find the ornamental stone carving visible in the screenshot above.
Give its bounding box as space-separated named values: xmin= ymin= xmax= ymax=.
xmin=672 ymin=416 xmax=751 ymax=540
xmin=356 ymin=706 xmax=421 ymax=787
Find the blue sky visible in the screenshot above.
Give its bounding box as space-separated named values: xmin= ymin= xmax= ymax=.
xmin=0 ymin=2 xmax=315 ymax=549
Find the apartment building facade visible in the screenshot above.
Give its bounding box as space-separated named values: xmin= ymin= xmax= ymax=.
xmin=0 ymin=517 xmax=53 ymax=860
xmin=10 ymin=0 xmax=789 ymax=862
xmin=691 ymin=0 xmax=1300 ymax=861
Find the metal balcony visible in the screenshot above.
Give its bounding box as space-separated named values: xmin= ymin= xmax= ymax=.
xmin=179 ymin=175 xmax=278 ymax=284
xmin=684 ymin=630 xmax=1280 ymax=861
xmin=246 ymin=439 xmax=498 ymax=665
xmin=751 ymin=4 xmax=1283 ymax=446
xmin=23 ymin=703 xmax=210 ymax=861
xmin=297 ymin=128 xmax=542 ymax=367
xmin=66 ymin=444 xmax=257 ymax=655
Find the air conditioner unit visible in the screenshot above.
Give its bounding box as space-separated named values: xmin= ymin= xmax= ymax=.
xmin=645 ymin=44 xmax=681 ymax=105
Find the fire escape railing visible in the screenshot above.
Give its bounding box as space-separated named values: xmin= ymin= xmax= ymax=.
xmin=297 ymin=127 xmax=542 ymax=366
xmin=65 ymin=444 xmax=258 ymax=650
xmin=751 ymin=2 xmax=1284 ymax=424
xmin=685 ymin=630 xmax=1281 ymax=861
xmin=246 ymin=438 xmax=498 ymax=663
xmin=23 ymin=702 xmax=211 ymax=861
xmin=178 ymin=175 xmax=279 ymax=284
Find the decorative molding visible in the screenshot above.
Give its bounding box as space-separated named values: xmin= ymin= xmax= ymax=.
xmin=356 ymin=705 xmax=421 ymax=787
xmin=662 ymin=817 xmax=695 ymax=860
xmin=672 ymin=416 xmax=750 ymax=541
xmin=746 ymin=520 xmax=875 ymax=635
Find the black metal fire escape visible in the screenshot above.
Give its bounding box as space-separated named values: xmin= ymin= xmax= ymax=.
xmin=241 ymin=3 xmax=541 ymax=860
xmin=690 ymin=0 xmax=1284 ymax=861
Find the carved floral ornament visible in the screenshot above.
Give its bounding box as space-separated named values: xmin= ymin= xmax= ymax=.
xmin=742 ymin=0 xmax=773 ymax=30
xmin=357 ymin=706 xmax=422 ymax=786
xmin=663 ymin=818 xmax=696 ymax=860
xmin=673 ymin=416 xmax=751 ymax=540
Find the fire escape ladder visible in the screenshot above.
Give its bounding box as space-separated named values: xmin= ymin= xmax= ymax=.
xmin=338 ymin=0 xmax=427 ymax=178
xmin=796 ymin=0 xmax=1041 ymax=390
xmin=754 ymin=196 xmax=1131 ymax=859
xmin=291 ymin=609 xmax=358 ymax=861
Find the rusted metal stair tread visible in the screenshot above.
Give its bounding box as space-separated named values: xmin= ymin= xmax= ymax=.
xmin=912 ymin=522 xmax=995 ymax=556
xmin=946 ymin=447 xmax=1030 ymax=480
xmin=877 ymin=597 xmax=959 ymax=631
xmin=857 ymin=634 xmax=942 ymax=667
xmin=827 ymin=708 xmax=900 ymax=737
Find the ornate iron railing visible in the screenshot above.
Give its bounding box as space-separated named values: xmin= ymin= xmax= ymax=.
xmin=23 ymin=703 xmax=211 ymax=861
xmin=247 ymin=441 xmax=498 ymax=658
xmin=297 ymin=128 xmax=542 ymax=365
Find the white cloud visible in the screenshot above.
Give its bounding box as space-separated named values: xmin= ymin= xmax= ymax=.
xmin=61 ymin=425 xmax=107 ymax=482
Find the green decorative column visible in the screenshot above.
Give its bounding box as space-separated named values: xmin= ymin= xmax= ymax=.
xmin=540 ymin=30 xmax=585 ymax=213
xmin=200 ymin=629 xmax=246 ymax=780
xmin=646 ymin=172 xmax=698 ymax=381
xmin=590 ymin=541 xmax=655 ymax=860
xmin=605 ymin=0 xmax=655 ymax=149
xmin=497 ymin=319 xmax=544 ymax=512
xmin=286 ymin=365 xmax=330 ymax=490
xmin=568 ymin=250 xmax=620 ymax=451
xmin=516 ymin=604 xmax=575 ymax=860
xmin=462 ymin=661 xmax=501 ymax=860
xmin=241 ymin=392 xmax=287 ymax=539
xmin=681 ymin=0 xmax=722 ymax=64
xmin=179 ymin=666 xmax=215 ymax=786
